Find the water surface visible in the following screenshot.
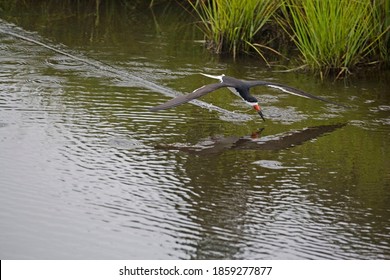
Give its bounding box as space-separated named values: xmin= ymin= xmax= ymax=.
xmin=0 ymin=3 xmax=389 ymax=259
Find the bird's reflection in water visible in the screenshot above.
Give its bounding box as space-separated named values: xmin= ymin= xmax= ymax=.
xmin=156 ymin=123 xmax=346 ymax=155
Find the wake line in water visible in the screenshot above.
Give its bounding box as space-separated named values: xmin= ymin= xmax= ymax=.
xmin=0 ymin=20 xmax=252 ymax=122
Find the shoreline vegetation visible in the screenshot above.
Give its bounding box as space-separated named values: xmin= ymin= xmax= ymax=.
xmin=1 ymin=0 xmax=389 ymax=78
xmin=185 ymin=0 xmax=390 ymax=78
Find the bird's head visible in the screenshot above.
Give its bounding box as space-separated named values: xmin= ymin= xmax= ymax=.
xmin=245 ymin=96 xmax=265 ymax=121
xmin=253 ymin=103 xmax=265 ymax=121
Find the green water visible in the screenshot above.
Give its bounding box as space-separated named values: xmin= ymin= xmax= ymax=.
xmin=0 ymin=2 xmax=389 ymax=259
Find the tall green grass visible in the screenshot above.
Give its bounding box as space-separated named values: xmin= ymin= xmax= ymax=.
xmin=376 ymin=0 xmax=390 ymax=63
xmin=280 ymin=0 xmax=390 ymax=77
xmin=187 ymin=0 xmax=281 ymax=60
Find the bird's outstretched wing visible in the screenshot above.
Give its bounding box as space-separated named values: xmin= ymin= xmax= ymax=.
xmin=247 ymin=80 xmax=344 ymax=106
xmin=149 ymin=83 xmax=226 ymax=111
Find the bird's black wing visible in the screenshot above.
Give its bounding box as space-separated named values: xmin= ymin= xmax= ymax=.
xmin=247 ymin=80 xmax=345 ymax=106
xmin=149 ymin=83 xmax=226 ymax=111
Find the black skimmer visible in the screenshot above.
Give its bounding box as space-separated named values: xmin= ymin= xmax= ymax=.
xmin=155 ymin=123 xmax=345 ymax=155
xmin=149 ymin=73 xmax=342 ymax=121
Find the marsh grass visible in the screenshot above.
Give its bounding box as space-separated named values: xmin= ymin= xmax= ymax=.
xmin=280 ymin=0 xmax=390 ymax=78
xmin=187 ymin=0 xmax=281 ymax=61
xmin=376 ymin=0 xmax=390 ymax=62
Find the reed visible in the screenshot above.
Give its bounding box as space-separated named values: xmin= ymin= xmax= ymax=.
xmin=280 ymin=0 xmax=390 ymax=77
xmin=376 ymin=0 xmax=390 ymax=63
xmin=187 ymin=0 xmax=281 ymax=60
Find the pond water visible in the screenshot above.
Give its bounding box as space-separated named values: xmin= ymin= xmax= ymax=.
xmin=0 ymin=2 xmax=389 ymax=259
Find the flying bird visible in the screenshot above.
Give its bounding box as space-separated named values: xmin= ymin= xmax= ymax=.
xmin=149 ymin=73 xmax=341 ymax=121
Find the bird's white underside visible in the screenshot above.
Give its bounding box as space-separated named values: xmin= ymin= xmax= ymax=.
xmin=228 ymin=87 xmax=257 ymax=107
xmin=198 ymin=75 xmax=257 ymax=108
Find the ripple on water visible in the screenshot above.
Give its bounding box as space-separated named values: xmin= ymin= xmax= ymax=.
xmin=264 ymin=106 xmax=308 ymax=124
xmin=253 ymin=160 xmax=286 ymax=170
xmin=107 ymin=137 xmax=145 ymax=149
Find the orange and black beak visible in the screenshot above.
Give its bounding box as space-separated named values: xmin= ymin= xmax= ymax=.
xmin=253 ymin=104 xmax=265 ymax=121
